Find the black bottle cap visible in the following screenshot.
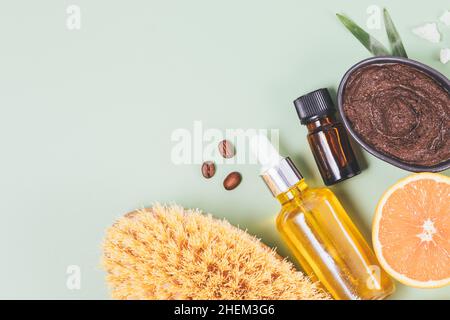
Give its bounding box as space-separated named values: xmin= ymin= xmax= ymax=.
xmin=294 ymin=88 xmax=335 ymax=124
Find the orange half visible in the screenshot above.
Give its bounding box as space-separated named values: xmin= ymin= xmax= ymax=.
xmin=373 ymin=173 xmax=450 ymax=288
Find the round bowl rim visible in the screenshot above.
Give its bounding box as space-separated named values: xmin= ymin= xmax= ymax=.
xmin=337 ymin=56 xmax=450 ymax=173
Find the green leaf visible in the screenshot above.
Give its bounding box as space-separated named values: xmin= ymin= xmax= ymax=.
xmin=383 ymin=8 xmax=408 ymax=58
xmin=336 ymin=13 xmax=390 ymax=56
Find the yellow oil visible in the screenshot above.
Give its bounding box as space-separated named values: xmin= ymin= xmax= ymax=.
xmin=276 ymin=180 xmax=395 ymax=300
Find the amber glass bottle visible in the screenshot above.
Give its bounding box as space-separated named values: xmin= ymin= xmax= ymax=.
xmin=294 ymin=89 xmax=360 ymax=185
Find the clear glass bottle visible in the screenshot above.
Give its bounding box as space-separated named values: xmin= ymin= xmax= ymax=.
xmin=250 ymin=134 xmax=395 ymax=300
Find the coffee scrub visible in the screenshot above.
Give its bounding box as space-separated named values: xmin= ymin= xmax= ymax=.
xmin=342 ymin=63 xmax=450 ymax=167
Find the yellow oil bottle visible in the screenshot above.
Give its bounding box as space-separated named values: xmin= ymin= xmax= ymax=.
xmin=250 ymin=134 xmax=395 ymax=300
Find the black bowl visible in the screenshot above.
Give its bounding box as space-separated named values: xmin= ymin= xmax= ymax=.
xmin=337 ymin=56 xmax=450 ymax=173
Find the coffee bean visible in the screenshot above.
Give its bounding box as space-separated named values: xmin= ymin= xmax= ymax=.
xmin=218 ymin=140 xmax=235 ymax=159
xmin=223 ymin=172 xmax=242 ymax=190
xmin=201 ymin=161 xmax=216 ymax=179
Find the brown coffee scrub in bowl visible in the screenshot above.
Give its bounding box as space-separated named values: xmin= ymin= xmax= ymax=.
xmin=342 ymin=63 xmax=450 ymax=167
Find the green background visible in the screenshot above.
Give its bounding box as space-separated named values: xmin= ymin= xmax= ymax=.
xmin=0 ymin=0 xmax=448 ymax=299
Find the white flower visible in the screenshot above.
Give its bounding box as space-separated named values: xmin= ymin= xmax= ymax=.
xmin=412 ymin=23 xmax=441 ymax=43
xmin=440 ymin=48 xmax=450 ymax=64
xmin=440 ymin=10 xmax=450 ymax=27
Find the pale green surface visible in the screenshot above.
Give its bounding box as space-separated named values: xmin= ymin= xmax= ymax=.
xmin=0 ymin=0 xmax=448 ymax=299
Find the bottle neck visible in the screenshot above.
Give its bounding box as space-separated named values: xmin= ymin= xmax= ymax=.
xmin=260 ymin=157 xmax=303 ymax=197
xmin=276 ymin=179 xmax=309 ymax=205
xmin=305 ymin=115 xmax=334 ymax=132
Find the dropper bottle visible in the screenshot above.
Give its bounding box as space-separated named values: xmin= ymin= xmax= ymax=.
xmin=250 ymin=134 xmax=395 ymax=300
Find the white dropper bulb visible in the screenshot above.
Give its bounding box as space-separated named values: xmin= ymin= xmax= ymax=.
xmin=249 ymin=134 xmax=283 ymax=172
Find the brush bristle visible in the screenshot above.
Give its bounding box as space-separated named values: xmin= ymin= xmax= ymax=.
xmin=101 ymin=204 xmax=329 ymax=300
